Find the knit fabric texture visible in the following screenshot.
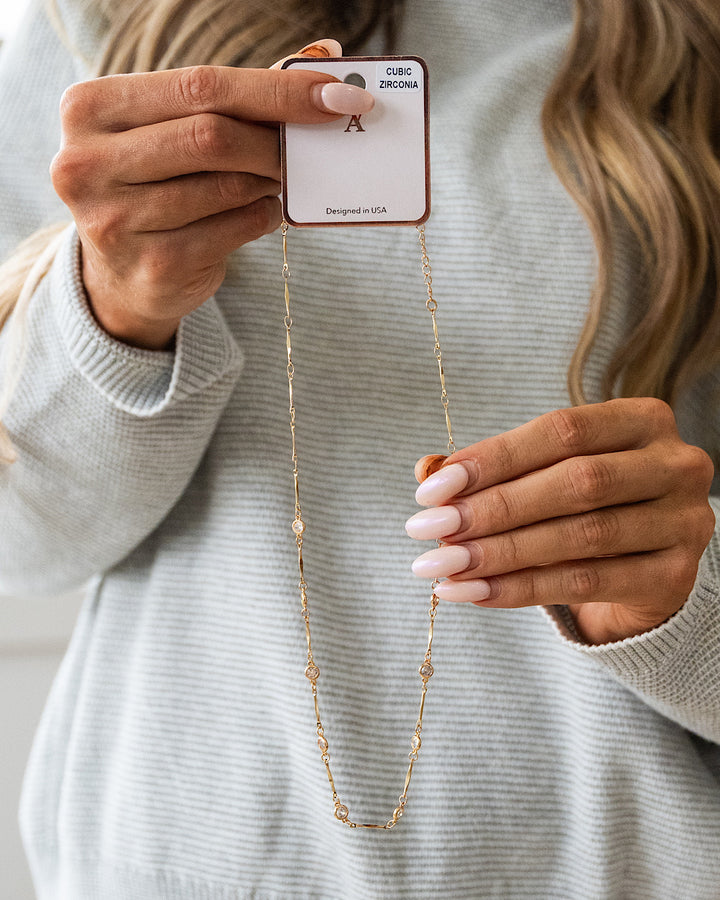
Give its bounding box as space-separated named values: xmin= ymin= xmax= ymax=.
xmin=1 ymin=1 xmax=720 ymax=897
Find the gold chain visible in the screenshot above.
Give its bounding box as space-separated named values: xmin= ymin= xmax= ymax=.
xmin=281 ymin=221 xmax=454 ymax=829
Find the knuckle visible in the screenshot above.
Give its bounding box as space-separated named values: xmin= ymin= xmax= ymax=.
xmin=567 ymin=456 xmax=613 ymax=507
xmin=186 ymin=114 xmax=232 ymax=161
xmin=137 ymin=239 xmax=176 ymax=284
xmin=50 ymin=145 xmax=104 ymax=204
xmin=59 ymin=81 xmax=99 ymax=129
xmin=515 ymin=569 xmax=538 ymax=606
xmin=175 ymin=65 xmax=219 ymax=110
xmin=82 ymin=206 xmax=128 ymax=252
xmin=664 ymin=549 xmax=698 ymax=598
xmin=665 ymin=443 xmax=715 ymax=496
xmin=701 ymin=504 xmax=717 ymax=545
xmin=546 ymin=407 xmax=591 ymax=455
xmin=246 ymin=196 xmax=279 ymax=238
xmin=575 ymin=510 xmax=618 ymax=554
xmin=688 ymin=507 xmax=717 ymax=555
xmin=213 ymin=172 xmax=253 ymax=210
xmin=499 ymin=530 xmax=522 ymax=570
xmin=271 ymin=72 xmax=292 ymax=115
xmin=49 ymin=147 xmax=83 ymax=200
xmin=684 ymin=444 xmax=715 ymax=487
xmin=682 ymin=503 xmax=716 ymax=552
xmin=639 ymin=396 xmax=675 ymax=431
xmin=492 ymin=436 xmax=517 ymax=476
xmin=484 ymin=485 xmax=515 ymax=530
xmin=562 ymin=563 xmax=601 ymax=601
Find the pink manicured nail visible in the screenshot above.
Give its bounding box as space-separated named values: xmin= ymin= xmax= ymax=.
xmin=405 ymin=505 xmax=462 ymax=540
xmin=313 ymin=82 xmax=375 ymax=114
xmin=415 ymin=463 xmax=469 ymax=507
xmin=434 ymin=579 xmax=493 ymax=603
xmin=412 ymin=545 xmax=471 ymax=578
xmin=297 ymin=39 xmax=343 ymax=58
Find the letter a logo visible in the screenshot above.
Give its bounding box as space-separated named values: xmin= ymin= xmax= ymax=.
xmin=344 ymin=115 xmax=366 ymax=133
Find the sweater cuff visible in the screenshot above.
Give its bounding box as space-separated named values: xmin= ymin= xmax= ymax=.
xmin=541 ymin=533 xmax=720 ymax=741
xmin=542 ymin=584 xmax=705 ymax=676
xmin=542 ymin=509 xmax=720 ymax=675
xmin=52 ymin=226 xmax=243 ymax=417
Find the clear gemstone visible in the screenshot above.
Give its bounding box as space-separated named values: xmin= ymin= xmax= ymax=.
xmin=335 ymin=804 xmax=349 ymax=821
xmin=305 ymin=664 xmax=320 ymax=681
xmin=318 ymin=736 xmax=329 ymax=752
xmin=292 ymin=518 xmax=306 ymax=534
xmin=419 ymin=662 xmax=434 ymax=679
xmin=411 ymin=734 xmax=421 ymax=750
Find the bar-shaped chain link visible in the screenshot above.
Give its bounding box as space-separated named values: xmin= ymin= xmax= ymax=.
xmin=280 ymin=221 xmax=454 ymax=828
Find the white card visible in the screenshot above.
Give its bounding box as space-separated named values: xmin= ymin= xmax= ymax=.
xmin=281 ymin=56 xmax=430 ymax=227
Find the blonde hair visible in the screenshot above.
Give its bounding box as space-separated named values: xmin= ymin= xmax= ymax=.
xmin=1 ymin=0 xmax=720 ymax=461
xmin=542 ymin=0 xmax=720 ymax=406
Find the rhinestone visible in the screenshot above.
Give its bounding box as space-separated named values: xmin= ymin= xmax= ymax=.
xmin=419 ymin=662 xmax=434 ymax=679
xmin=305 ymin=664 xmax=320 ymax=681
xmin=411 ymin=734 xmax=422 ymax=750
xmin=335 ymin=804 xmax=349 ymax=821
xmin=317 ymin=736 xmax=329 ymax=752
xmin=292 ymin=518 xmax=306 ymax=534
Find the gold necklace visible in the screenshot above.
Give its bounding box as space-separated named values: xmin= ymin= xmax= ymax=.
xmin=281 ymin=222 xmax=455 ymax=829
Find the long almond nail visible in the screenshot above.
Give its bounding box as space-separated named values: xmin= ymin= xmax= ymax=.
xmin=312 ymin=82 xmax=375 ymax=114
xmin=415 ymin=463 xmax=469 ymax=507
xmin=405 ymin=506 xmax=462 ymax=541
xmin=298 ymin=39 xmax=342 ymax=58
xmin=412 ymin=545 xmax=471 ymax=578
xmin=434 ymin=579 xmax=494 ymax=603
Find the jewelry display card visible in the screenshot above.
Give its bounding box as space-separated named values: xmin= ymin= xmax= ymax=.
xmin=281 ymin=56 xmax=430 ymax=227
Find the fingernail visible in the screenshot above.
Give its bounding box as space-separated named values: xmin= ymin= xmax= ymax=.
xmin=414 ymin=454 xmax=447 ymax=483
xmin=415 ymin=463 xmax=469 ymax=507
xmin=312 ymin=82 xmax=375 ymax=114
xmin=434 ymin=579 xmax=494 ymax=603
xmin=412 ymin=545 xmax=471 ymax=578
xmin=405 ymin=506 xmax=462 ymax=540
xmin=298 ymin=39 xmax=342 ymax=58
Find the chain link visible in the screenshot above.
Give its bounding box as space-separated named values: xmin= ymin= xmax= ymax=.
xmin=281 ymin=221 xmax=454 ymax=829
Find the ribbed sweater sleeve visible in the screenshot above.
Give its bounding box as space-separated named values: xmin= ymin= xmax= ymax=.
xmin=0 ymin=226 xmax=243 ymax=595
xmin=544 ymin=502 xmax=720 ymax=745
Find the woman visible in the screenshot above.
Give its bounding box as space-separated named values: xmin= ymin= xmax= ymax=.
xmin=1 ymin=0 xmax=719 ymax=896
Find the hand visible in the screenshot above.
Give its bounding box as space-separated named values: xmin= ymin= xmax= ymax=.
xmin=50 ymin=44 xmax=373 ymax=349
xmin=406 ymin=399 xmax=715 ymax=644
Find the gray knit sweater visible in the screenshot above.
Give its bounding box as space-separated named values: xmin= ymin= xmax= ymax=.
xmin=2 ymin=1 xmax=720 ymax=897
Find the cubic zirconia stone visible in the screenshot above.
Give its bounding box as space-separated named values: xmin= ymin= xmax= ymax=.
xmin=419 ymin=662 xmax=434 ymax=679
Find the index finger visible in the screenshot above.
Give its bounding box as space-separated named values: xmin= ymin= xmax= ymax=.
xmin=446 ymin=398 xmax=674 ymax=493
xmin=61 ymin=65 xmax=362 ymax=133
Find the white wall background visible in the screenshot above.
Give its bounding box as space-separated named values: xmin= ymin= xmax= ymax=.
xmin=0 ymin=590 xmax=84 ymax=899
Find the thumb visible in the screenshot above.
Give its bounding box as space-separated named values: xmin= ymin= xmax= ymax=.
xmin=270 ymin=38 xmax=343 ymax=70
xmin=270 ymin=37 xmax=374 ymax=116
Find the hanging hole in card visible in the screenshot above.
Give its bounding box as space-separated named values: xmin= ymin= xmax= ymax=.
xmin=280 ymin=56 xmax=430 ymax=227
